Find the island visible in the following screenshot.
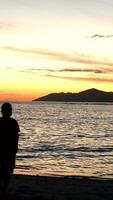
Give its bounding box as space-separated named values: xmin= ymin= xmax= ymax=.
xmin=33 ymin=88 xmax=113 ymax=102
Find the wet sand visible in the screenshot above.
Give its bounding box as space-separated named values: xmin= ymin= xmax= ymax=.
xmin=0 ymin=174 xmax=113 ymax=200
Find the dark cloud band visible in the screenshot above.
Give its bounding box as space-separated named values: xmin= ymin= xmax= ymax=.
xmin=90 ymin=34 xmax=113 ymax=38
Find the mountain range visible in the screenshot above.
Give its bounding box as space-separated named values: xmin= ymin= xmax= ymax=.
xmin=33 ymin=88 xmax=113 ymax=102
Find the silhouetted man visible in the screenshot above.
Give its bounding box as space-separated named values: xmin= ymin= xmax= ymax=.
xmin=0 ymin=102 xmax=20 ymax=192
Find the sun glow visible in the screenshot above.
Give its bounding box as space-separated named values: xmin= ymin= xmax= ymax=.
xmin=0 ymin=0 xmax=113 ymax=101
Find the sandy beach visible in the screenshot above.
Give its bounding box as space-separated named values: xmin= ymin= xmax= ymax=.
xmin=0 ymin=174 xmax=113 ymax=200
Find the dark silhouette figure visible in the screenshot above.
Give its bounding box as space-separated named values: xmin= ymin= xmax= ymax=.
xmin=0 ymin=103 xmax=20 ymax=193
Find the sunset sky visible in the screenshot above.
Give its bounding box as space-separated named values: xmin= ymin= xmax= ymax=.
xmin=0 ymin=0 xmax=113 ymax=101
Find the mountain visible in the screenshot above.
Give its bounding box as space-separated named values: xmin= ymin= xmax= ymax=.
xmin=33 ymin=88 xmax=113 ymax=102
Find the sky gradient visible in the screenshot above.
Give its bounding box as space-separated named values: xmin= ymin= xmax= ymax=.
xmin=0 ymin=0 xmax=113 ymax=101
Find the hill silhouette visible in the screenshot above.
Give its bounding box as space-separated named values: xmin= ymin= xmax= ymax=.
xmin=33 ymin=88 xmax=113 ymax=102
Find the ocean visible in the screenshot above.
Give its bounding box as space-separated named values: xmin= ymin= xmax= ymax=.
xmin=1 ymin=102 xmax=113 ymax=178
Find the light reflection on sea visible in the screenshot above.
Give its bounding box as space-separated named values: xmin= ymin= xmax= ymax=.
xmin=2 ymin=102 xmax=113 ymax=178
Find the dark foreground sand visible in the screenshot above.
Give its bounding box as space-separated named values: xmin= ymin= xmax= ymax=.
xmin=0 ymin=174 xmax=113 ymax=200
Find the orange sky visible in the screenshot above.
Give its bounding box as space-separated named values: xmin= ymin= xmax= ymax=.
xmin=0 ymin=0 xmax=113 ymax=101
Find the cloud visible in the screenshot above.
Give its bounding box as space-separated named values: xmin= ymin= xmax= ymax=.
xmin=47 ymin=68 xmax=104 ymax=74
xmin=0 ymin=21 xmax=14 ymax=30
xmin=47 ymin=74 xmax=113 ymax=83
xmin=0 ymin=91 xmax=18 ymax=97
xmin=1 ymin=64 xmax=113 ymax=85
xmin=58 ymin=68 xmax=113 ymax=74
xmin=19 ymin=67 xmax=113 ymax=75
xmin=18 ymin=68 xmax=101 ymax=75
xmin=0 ymin=92 xmax=16 ymax=95
xmin=2 ymin=46 xmax=113 ymax=68
xmin=89 ymin=34 xmax=113 ymax=38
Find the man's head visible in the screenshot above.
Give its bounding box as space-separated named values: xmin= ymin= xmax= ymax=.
xmin=1 ymin=102 xmax=12 ymax=117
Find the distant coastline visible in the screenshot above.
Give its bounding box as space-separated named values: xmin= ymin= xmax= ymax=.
xmin=33 ymin=88 xmax=113 ymax=102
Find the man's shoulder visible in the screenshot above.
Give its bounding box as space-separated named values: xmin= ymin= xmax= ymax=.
xmin=10 ymin=117 xmax=17 ymax=121
xmin=10 ymin=117 xmax=18 ymax=124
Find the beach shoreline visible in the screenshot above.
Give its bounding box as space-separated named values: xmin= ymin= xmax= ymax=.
xmin=1 ymin=173 xmax=113 ymax=200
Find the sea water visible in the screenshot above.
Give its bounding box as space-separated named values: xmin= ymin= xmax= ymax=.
xmin=1 ymin=102 xmax=113 ymax=178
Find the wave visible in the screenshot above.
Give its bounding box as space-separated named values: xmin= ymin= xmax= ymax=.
xmin=66 ymin=147 xmax=113 ymax=153
xmin=19 ymin=145 xmax=113 ymax=154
